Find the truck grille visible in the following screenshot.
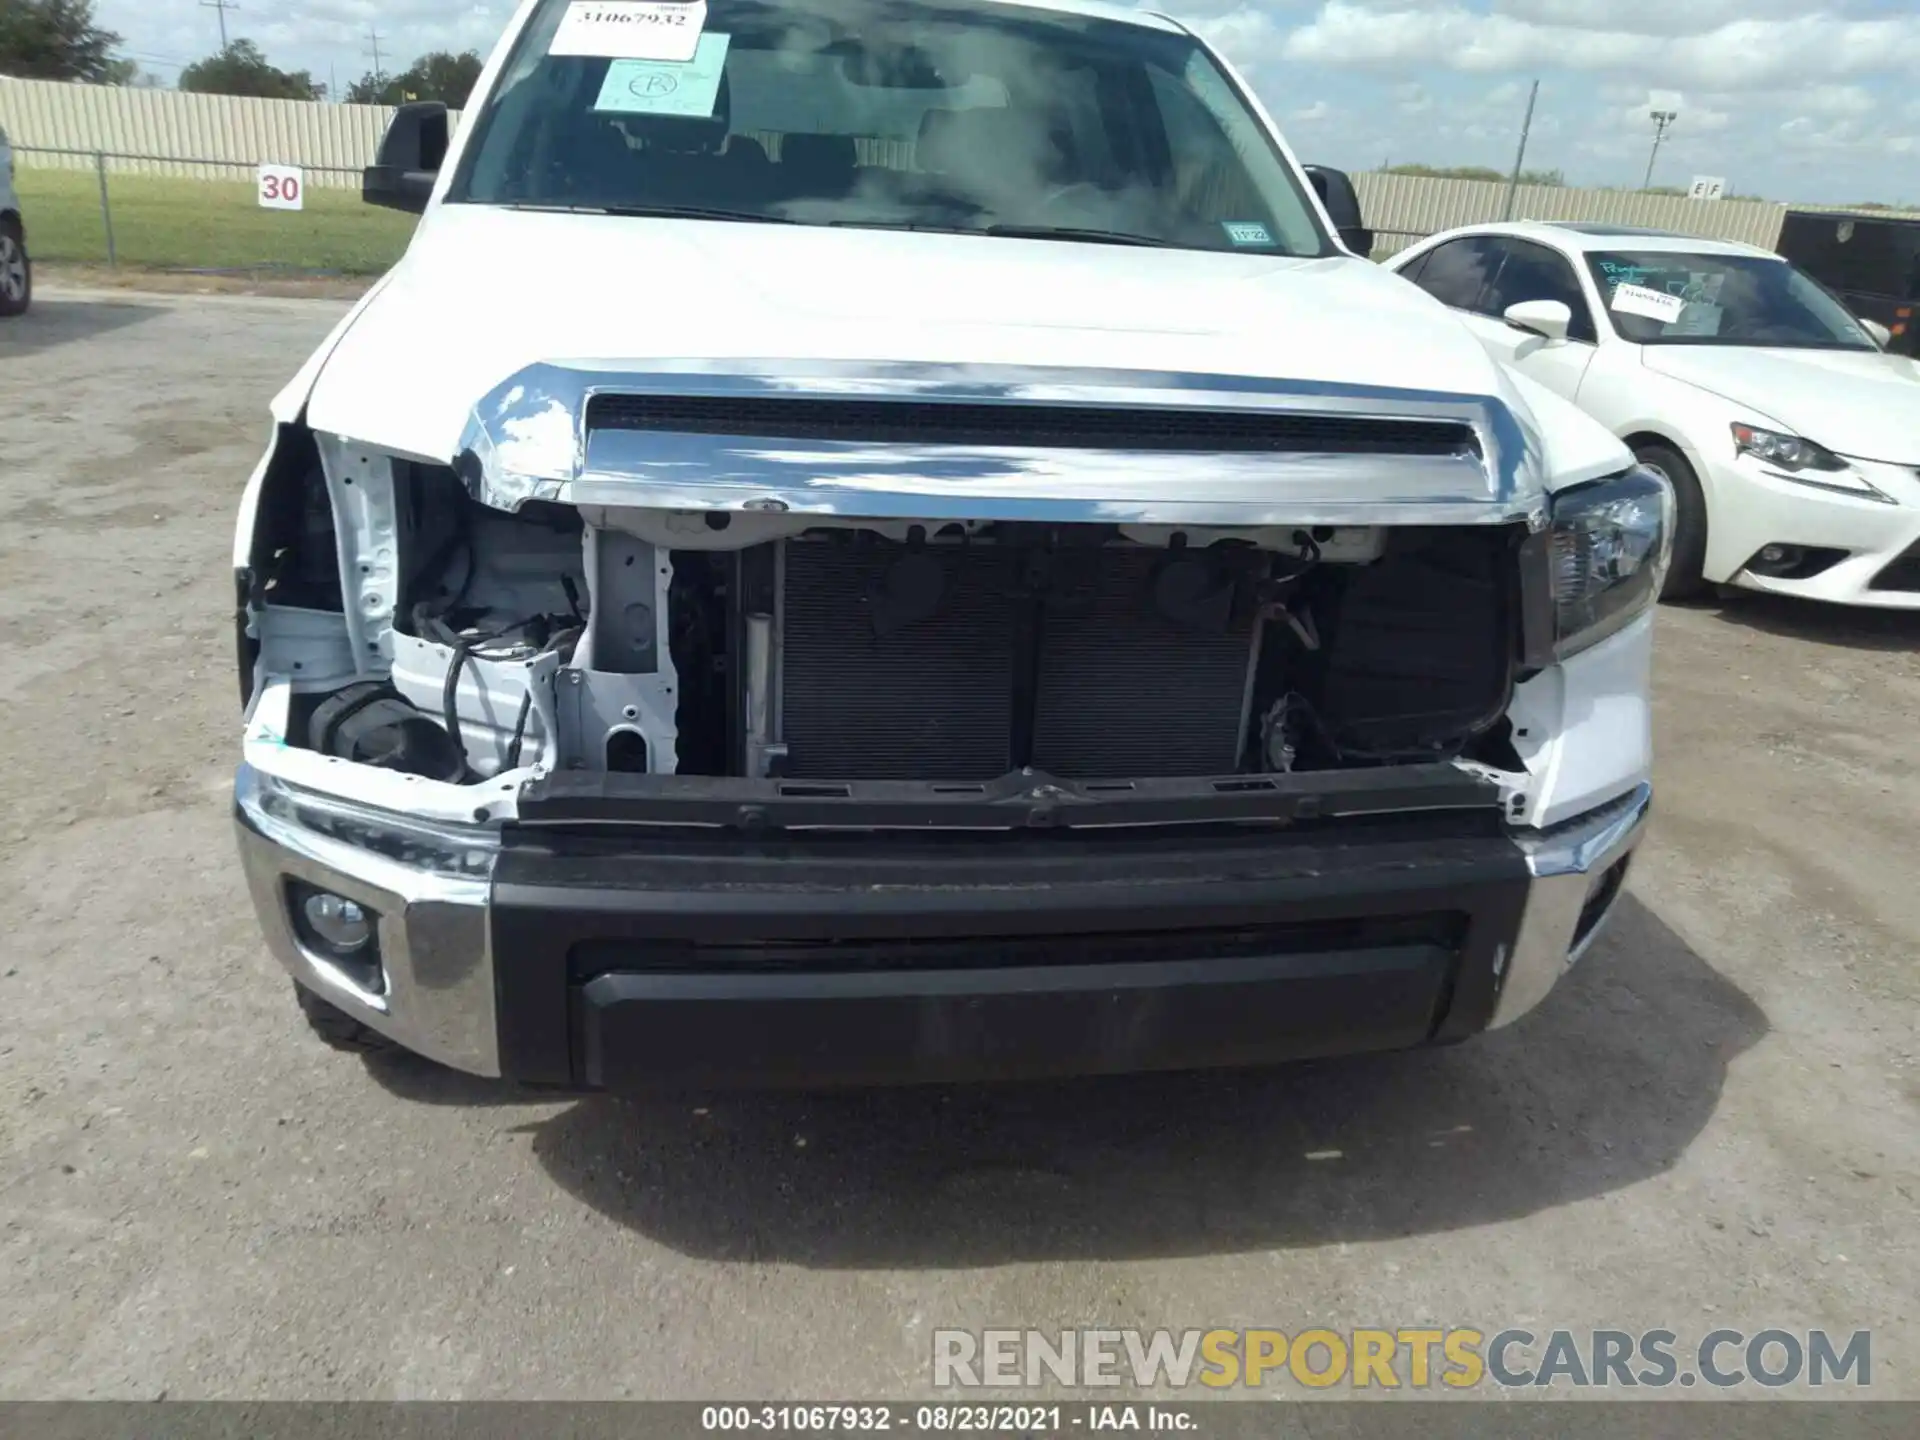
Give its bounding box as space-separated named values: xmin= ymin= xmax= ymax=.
xmin=587 ymin=393 xmax=1480 ymax=456
xmin=569 ymin=912 xmax=1468 ymax=979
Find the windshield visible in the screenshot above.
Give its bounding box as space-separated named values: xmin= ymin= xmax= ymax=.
xmin=1587 ymin=250 xmax=1877 ymax=350
xmin=449 ymin=0 xmax=1331 ymax=256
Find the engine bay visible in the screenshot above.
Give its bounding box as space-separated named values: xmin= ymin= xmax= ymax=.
xmin=242 ymin=443 xmax=1531 ymax=817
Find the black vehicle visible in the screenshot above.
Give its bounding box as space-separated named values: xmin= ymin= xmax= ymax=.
xmin=1777 ymin=210 xmax=1920 ymax=357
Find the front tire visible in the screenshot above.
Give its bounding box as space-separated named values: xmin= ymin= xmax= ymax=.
xmin=1633 ymin=440 xmax=1707 ymax=601
xmin=0 ymin=217 xmax=29 ymax=318
xmin=293 ymin=981 xmax=401 ymax=1057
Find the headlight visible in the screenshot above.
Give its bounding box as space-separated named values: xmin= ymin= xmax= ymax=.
xmin=1549 ymin=467 xmax=1674 ymax=659
xmin=1730 ymin=422 xmax=1843 ymax=472
xmin=1731 ymin=422 xmax=1891 ymax=500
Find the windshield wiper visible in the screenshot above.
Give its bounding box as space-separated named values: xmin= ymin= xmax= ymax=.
xmin=982 ymin=224 xmax=1180 ymax=249
xmin=503 ymin=202 xmax=796 ymax=225
xmin=821 ymin=218 xmax=1183 ymax=249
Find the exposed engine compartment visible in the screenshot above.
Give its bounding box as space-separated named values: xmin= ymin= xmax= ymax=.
xmin=245 ymin=450 xmax=1527 ymax=797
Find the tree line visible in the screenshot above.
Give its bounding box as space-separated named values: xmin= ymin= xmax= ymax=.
xmin=0 ymin=0 xmax=484 ymax=106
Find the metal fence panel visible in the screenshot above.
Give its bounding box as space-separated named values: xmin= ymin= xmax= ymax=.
xmin=0 ymin=76 xmax=461 ymax=189
xmin=1352 ymin=173 xmax=1790 ymax=251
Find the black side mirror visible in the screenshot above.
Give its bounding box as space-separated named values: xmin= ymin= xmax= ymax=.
xmin=1303 ymin=164 xmax=1374 ymax=257
xmin=364 ymin=101 xmax=451 ymax=215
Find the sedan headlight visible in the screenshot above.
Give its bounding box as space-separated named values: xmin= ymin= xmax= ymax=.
xmin=1731 ymin=422 xmax=1891 ymax=501
xmin=1550 ymin=467 xmax=1674 ymax=659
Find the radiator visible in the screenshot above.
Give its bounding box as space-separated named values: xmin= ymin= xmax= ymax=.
xmin=778 ymin=541 xmax=1253 ymax=781
xmin=780 ymin=542 xmax=1016 ymax=780
xmin=1030 ymin=548 xmax=1252 ymax=778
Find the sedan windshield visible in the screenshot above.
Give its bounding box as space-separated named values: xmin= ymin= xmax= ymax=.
xmin=1587 ymin=250 xmax=1877 ymax=350
xmin=450 ymin=0 xmax=1331 ymax=256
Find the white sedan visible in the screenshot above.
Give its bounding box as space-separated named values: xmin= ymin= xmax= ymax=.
xmin=1388 ymin=221 xmax=1920 ymax=607
xmin=0 ymin=122 xmax=30 ymax=318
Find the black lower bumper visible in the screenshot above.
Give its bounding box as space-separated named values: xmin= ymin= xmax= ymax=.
xmin=490 ymin=814 xmax=1534 ymax=1090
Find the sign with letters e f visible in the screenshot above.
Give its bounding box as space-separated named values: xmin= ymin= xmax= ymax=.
xmin=1688 ymin=175 xmax=1727 ymax=202
xmin=258 ymin=163 xmax=305 ymax=211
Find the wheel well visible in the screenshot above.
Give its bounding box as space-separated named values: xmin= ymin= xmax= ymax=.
xmin=1622 ymin=429 xmax=1709 ymax=579
xmin=1622 ymin=430 xmax=1688 ymax=465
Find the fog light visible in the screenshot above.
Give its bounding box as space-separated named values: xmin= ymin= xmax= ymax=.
xmin=301 ymin=891 xmax=372 ymax=954
xmin=1745 ymin=543 xmax=1849 ymax=580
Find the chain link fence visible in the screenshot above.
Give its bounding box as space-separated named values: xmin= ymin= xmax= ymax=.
xmin=13 ymin=146 xmax=419 ymax=276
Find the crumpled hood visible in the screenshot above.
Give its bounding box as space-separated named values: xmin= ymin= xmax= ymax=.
xmin=1641 ymin=345 xmax=1920 ymax=463
xmin=305 ymin=204 xmax=1521 ymax=463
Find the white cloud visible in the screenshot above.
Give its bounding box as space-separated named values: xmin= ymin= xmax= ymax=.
xmin=1597 ymin=99 xmax=1730 ymax=135
xmin=1291 ymin=99 xmax=1334 ymax=121
xmin=1282 ymin=2 xmax=1920 ymax=91
xmin=1492 ymin=0 xmax=1828 ymax=38
xmin=1792 ymin=85 xmax=1877 ymax=118
xmin=1182 ymin=9 xmax=1290 ymax=65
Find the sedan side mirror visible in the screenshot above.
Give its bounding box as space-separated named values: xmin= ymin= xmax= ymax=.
xmin=1303 ymin=164 xmax=1375 ymax=257
xmin=364 ymin=101 xmax=451 ymax=215
xmin=1505 ymin=299 xmax=1573 ymax=342
xmin=1861 ymin=318 xmax=1893 ymax=348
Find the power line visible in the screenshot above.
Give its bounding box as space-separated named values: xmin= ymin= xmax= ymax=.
xmin=200 ymin=0 xmax=240 ymax=50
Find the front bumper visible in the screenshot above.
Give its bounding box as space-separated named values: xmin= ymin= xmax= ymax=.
xmin=1702 ymin=453 xmax=1920 ymax=608
xmin=235 ymin=766 xmax=1649 ymax=1088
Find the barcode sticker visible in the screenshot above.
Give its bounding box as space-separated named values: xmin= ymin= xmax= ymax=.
xmin=1611 ymin=282 xmax=1687 ymax=325
xmin=551 ymin=2 xmax=707 ymax=63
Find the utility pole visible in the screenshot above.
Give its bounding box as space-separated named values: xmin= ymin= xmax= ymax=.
xmin=1501 ymin=79 xmax=1540 ymax=221
xmin=1644 ymin=108 xmax=1678 ymax=190
xmin=365 ymin=26 xmax=387 ymax=85
xmin=200 ymin=0 xmax=238 ymax=50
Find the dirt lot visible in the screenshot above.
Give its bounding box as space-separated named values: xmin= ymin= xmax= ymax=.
xmin=1 ymin=289 xmax=1917 ymax=1401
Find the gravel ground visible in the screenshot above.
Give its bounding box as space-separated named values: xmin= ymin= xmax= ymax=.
xmin=1 ymin=289 xmax=1916 ymax=1401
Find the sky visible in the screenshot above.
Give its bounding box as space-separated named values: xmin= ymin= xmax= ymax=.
xmin=93 ymin=0 xmax=1920 ymax=204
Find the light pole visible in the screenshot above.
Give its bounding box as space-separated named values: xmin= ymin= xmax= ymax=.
xmin=1501 ymin=79 xmax=1541 ymax=221
xmin=1644 ymin=108 xmax=1677 ymax=190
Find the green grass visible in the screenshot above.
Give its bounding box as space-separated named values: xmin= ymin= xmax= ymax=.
xmin=14 ymin=167 xmax=419 ymax=275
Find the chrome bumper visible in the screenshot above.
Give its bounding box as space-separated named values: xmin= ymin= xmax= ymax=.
xmin=234 ymin=763 xmax=501 ymax=1076
xmin=235 ymin=763 xmax=1649 ymax=1079
xmin=1488 ymin=781 xmax=1651 ymax=1029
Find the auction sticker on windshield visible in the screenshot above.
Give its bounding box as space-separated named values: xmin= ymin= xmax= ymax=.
xmin=594 ymin=32 xmax=731 ymax=116
xmin=553 ymin=1 xmax=707 ymax=62
xmin=1610 ymin=282 xmax=1687 ymax=325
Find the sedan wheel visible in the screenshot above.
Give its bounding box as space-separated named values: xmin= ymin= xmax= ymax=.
xmin=0 ymin=224 xmax=29 ymax=317
xmin=1634 ymin=441 xmax=1708 ymax=600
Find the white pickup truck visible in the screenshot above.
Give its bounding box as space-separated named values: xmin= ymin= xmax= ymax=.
xmin=233 ymin=0 xmax=1668 ymax=1089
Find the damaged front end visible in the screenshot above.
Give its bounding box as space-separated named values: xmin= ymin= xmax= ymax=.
xmin=238 ymin=362 xmax=1604 ymax=825
xmin=234 ymin=361 xmax=1664 ymax=1080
